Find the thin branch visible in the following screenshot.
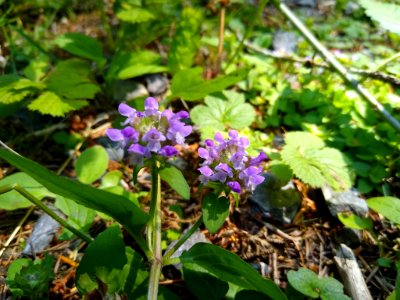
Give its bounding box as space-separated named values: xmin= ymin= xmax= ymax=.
xmin=275 ymin=1 xmax=400 ymax=132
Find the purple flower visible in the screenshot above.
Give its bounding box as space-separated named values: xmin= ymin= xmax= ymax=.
xmin=159 ymin=146 xmax=178 ymax=157
xmin=197 ymin=131 xmax=265 ymax=193
xmin=142 ymin=128 xmax=166 ymax=152
xmin=106 ymin=98 xmax=192 ymax=166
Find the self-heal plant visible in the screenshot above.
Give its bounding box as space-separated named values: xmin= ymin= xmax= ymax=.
xmin=198 ymin=130 xmax=267 ymax=194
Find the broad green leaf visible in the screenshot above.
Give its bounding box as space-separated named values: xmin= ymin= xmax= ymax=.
xmin=116 ymin=7 xmax=155 ymax=23
xmin=53 ymin=33 xmax=106 ymax=66
xmin=170 ymin=67 xmax=248 ymax=101
xmin=288 ymin=268 xmax=350 ymax=300
xmin=0 ymin=75 xmax=40 ymax=104
xmin=281 ymin=132 xmax=351 ymax=191
xmin=0 ymin=149 xmax=148 ymax=236
xmin=76 ymin=226 xmax=127 ymax=294
xmin=337 ymin=212 xmax=373 ymax=230
xmin=191 ymin=90 xmax=255 ymax=136
xmin=367 ymin=197 xmax=400 ymax=224
xmin=75 ymin=146 xmax=109 ymax=184
xmin=183 ymin=263 xmax=229 ymax=300
xmin=180 ymin=243 xmax=286 ymax=300
xmin=122 ymin=247 xmax=149 ymax=299
xmin=102 ymin=186 xmax=141 ymax=207
xmin=270 ymin=162 xmax=293 ymax=184
xmin=118 ymin=65 xmax=168 ymax=79
xmin=45 ymin=59 xmax=100 ymax=99
xmin=0 ymin=172 xmax=54 ymax=210
xmin=55 ymin=196 xmax=96 ymax=240
xmin=28 ymin=91 xmax=88 ymax=117
xmin=100 ymin=170 xmax=123 ymax=189
xmin=168 ymin=7 xmax=203 ymax=73
xmin=159 ymin=165 xmax=190 ymax=200
xmin=202 ymin=194 xmax=230 ymax=234
xmin=23 ymin=57 xmax=49 ymax=82
xmin=359 ymin=0 xmax=400 ymax=34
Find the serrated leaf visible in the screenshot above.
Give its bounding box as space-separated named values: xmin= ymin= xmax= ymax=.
xmin=170 ymin=67 xmax=248 ymax=101
xmin=55 ymin=196 xmax=96 ymax=240
xmin=53 ymin=33 xmax=106 ymax=66
xmin=159 ymin=165 xmax=190 ymax=200
xmin=359 ymin=0 xmax=400 ymax=34
xmin=28 ymin=91 xmax=88 ymax=117
xmin=0 ymin=172 xmax=55 ymax=210
xmin=288 ymin=268 xmax=350 ymax=300
xmin=337 ymin=212 xmax=373 ymax=230
xmin=191 ymin=90 xmax=255 ymax=136
xmin=116 ymin=7 xmax=155 ymax=23
xmin=202 ymin=194 xmax=230 ymax=234
xmin=23 ymin=57 xmax=49 ymax=82
xmin=367 ymin=196 xmax=400 ymax=224
xmin=281 ymin=132 xmax=351 ymax=191
xmin=180 ymin=243 xmax=286 ymax=300
xmin=75 ymin=146 xmax=109 ymax=184
xmin=0 ymin=75 xmax=40 ymax=104
xmin=168 ymin=7 xmax=203 ymax=73
xmin=45 ymin=59 xmax=100 ymax=99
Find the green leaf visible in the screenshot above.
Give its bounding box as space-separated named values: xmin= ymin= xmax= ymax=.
xmin=183 ymin=263 xmax=229 ymax=300
xmin=100 ymin=170 xmax=123 ymax=189
xmin=359 ymin=0 xmax=400 ymax=34
xmin=75 ymin=146 xmax=109 ymax=184
xmin=122 ymin=247 xmax=149 ymax=299
xmin=367 ymin=196 xmax=400 ymax=224
xmin=53 ymin=33 xmax=106 ymax=67
xmin=118 ymin=65 xmax=168 ymax=79
xmin=76 ymin=226 xmax=127 ymax=294
xmin=28 ymin=91 xmax=88 ymax=117
xmin=0 ymin=172 xmax=55 ymax=210
xmin=0 ymin=75 xmax=40 ymax=104
xmin=281 ymin=132 xmax=351 ymax=191
xmin=337 ymin=212 xmax=373 ymax=230
xmin=170 ymin=67 xmax=248 ymax=101
xmin=180 ymin=243 xmax=286 ymax=300
xmin=287 ymin=268 xmax=350 ymax=300
xmin=202 ymin=194 xmax=230 ymax=234
xmin=191 ymin=90 xmax=255 ymax=136
xmin=55 ymin=196 xmax=96 ymax=240
xmin=116 ymin=7 xmax=155 ymax=23
xmin=23 ymin=57 xmax=49 ymax=82
xmin=45 ymin=59 xmax=100 ymax=99
xmin=269 ymin=162 xmax=293 ymax=184
xmin=159 ymin=165 xmax=190 ymax=200
xmin=0 ymin=149 xmax=148 ymax=236
xmin=6 ymin=255 xmax=54 ymax=298
xmin=168 ymin=7 xmax=203 ymax=73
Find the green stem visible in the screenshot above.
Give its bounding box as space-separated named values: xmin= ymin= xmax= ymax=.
xmin=147 ymin=161 xmax=162 ymax=300
xmin=162 ymin=215 xmax=203 ymax=265
xmin=275 ymin=1 xmax=400 ymax=132
xmin=374 ymin=52 xmax=400 ymax=72
xmin=0 ymin=184 xmax=93 ymax=243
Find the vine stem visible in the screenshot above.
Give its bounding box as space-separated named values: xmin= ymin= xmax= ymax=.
xmin=276 ymin=1 xmax=400 ymax=132
xmin=147 ymin=161 xmax=162 ymax=300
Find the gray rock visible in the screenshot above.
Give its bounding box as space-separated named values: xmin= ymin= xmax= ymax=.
xmin=284 ymin=0 xmax=317 ymax=8
xmin=166 ymin=228 xmax=210 ymax=269
xmin=113 ymin=80 xmax=148 ymax=101
xmin=272 ymin=31 xmax=298 ymax=54
xmin=249 ymin=173 xmax=302 ymax=224
xmin=344 ymin=1 xmax=361 ymax=15
xmin=145 ymin=74 xmax=169 ymax=96
xmin=22 ymin=207 xmax=62 ymax=256
xmin=321 ymin=185 xmax=369 ymax=217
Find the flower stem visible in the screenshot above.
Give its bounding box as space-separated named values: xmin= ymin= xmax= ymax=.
xmin=162 ymin=215 xmax=203 ymax=265
xmin=147 ymin=161 xmax=162 ymax=300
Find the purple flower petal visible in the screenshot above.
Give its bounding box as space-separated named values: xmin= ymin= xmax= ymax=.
xmin=198 ymin=147 xmax=209 ymax=159
xmin=118 ymin=103 xmax=136 ymax=117
xmin=198 ymin=166 xmax=214 ymax=177
xmin=128 ymin=143 xmax=147 ymax=155
xmin=227 ymin=181 xmax=241 ymax=193
xmin=159 ymin=145 xmax=178 ymax=157
xmin=214 ymin=132 xmax=225 ymax=143
xmin=106 ymin=128 xmax=124 ymax=141
xmin=205 ymin=139 xmax=214 ymax=147
xmin=228 ymin=130 xmax=238 ymax=140
xmin=250 ymin=152 xmax=267 ymax=166
xmin=215 ymin=163 xmax=233 ymax=177
xmin=144 ymin=97 xmax=159 ymax=110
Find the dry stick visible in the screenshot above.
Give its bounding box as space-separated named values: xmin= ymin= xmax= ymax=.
xmin=215 ymin=3 xmax=226 ymax=75
xmin=275 ymin=1 xmax=400 ymax=132
xmin=242 ymin=39 xmax=400 ymax=88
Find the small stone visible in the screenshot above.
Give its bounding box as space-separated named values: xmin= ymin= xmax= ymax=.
xmin=145 ymin=74 xmax=169 ymax=96
xmin=321 ymin=185 xmax=369 ymax=217
xmin=249 ymin=173 xmax=302 ymax=224
xmin=272 ymin=31 xmax=298 ymax=54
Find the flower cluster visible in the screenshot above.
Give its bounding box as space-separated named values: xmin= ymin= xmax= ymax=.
xmin=198 ymin=130 xmax=267 ymax=194
xmin=106 ymin=97 xmax=192 ymax=165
